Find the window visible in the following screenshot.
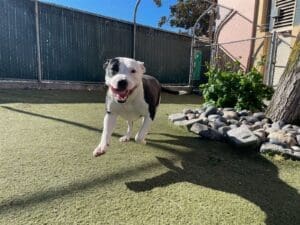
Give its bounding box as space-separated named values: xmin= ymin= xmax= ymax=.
xmin=273 ymin=0 xmax=296 ymax=30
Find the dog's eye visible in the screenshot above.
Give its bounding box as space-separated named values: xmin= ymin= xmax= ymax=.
xmin=131 ymin=69 xmax=136 ymax=74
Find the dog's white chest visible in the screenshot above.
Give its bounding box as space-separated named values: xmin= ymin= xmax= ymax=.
xmin=108 ymin=98 xmax=148 ymax=121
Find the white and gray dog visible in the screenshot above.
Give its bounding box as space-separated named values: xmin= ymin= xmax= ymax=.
xmin=93 ymin=57 xmax=184 ymax=157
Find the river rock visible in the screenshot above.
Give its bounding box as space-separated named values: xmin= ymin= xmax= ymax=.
xmin=227 ymin=119 xmax=240 ymax=125
xmin=265 ymin=127 xmax=279 ymax=135
xmin=262 ymin=118 xmax=272 ymax=124
xmin=238 ymin=110 xmax=250 ymax=117
xmin=285 ymin=129 xmax=298 ymax=136
xmin=209 ymin=120 xmax=226 ymax=130
xmin=254 ymin=121 xmax=264 ymax=127
xmin=168 ymin=113 xmax=186 ymax=122
xmin=282 ymin=124 xmax=293 ymax=130
xmin=174 ymin=117 xmax=205 ymax=128
xmin=208 ymin=114 xmax=221 ymax=122
xmin=253 ymin=129 xmax=267 ymax=142
xmin=263 ymin=123 xmax=272 ymax=129
xmin=196 ymin=109 xmax=205 ymax=115
xmin=226 ymin=125 xmax=260 ymax=148
xmin=230 ymin=124 xmax=239 ymax=129
xmin=291 ymin=146 xmax=300 ymax=158
xmin=253 ymin=112 xmax=265 ymax=120
xmin=249 ymin=123 xmax=263 ymax=131
xmin=190 ymin=123 xmax=207 ymax=135
xmin=272 ymin=120 xmax=285 ymax=130
xmin=223 ymin=107 xmax=235 ymax=111
xmin=194 ymin=107 xmax=205 ymax=114
xmin=217 ymin=116 xmax=227 ymax=123
xmin=190 ymin=123 xmax=223 ymax=141
xmin=186 ymin=113 xmax=196 ymax=120
xmin=183 ymin=109 xmax=194 ymax=114
xmin=260 ymin=143 xmax=293 ymax=155
xmin=203 ymin=106 xmax=218 ymax=117
xmin=244 ymin=116 xmax=259 ymax=124
xmin=218 ymin=126 xmax=231 ymax=136
xmin=223 ymin=111 xmax=239 ymax=120
xmin=292 ymin=125 xmax=300 ymax=131
xmin=296 ymin=135 xmax=300 ymax=145
xmin=268 ymin=131 xmax=297 ymax=147
xmin=217 ymin=109 xmax=224 ymax=116
xmin=291 ymin=145 xmax=300 ymax=152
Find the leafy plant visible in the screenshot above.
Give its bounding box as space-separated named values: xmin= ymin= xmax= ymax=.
xmin=200 ymin=65 xmax=274 ymax=111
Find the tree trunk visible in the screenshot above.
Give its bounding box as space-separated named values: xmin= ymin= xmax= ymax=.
xmin=265 ymin=33 xmax=300 ymax=124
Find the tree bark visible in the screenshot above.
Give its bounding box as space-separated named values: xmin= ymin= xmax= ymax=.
xmin=265 ymin=33 xmax=300 ymax=124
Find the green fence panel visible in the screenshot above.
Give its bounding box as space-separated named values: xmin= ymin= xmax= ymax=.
xmin=39 ymin=3 xmax=133 ymax=82
xmin=0 ymin=0 xmax=211 ymax=84
xmin=193 ymin=51 xmax=203 ymax=80
xmin=135 ymin=26 xmax=191 ymax=84
xmin=0 ymin=0 xmax=37 ymax=80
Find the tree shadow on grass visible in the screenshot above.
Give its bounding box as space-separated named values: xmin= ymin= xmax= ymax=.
xmin=0 ymin=89 xmax=106 ymax=104
xmin=0 ymin=89 xmax=201 ymax=105
xmin=0 ymin=158 xmax=167 ymax=216
xmin=1 ymin=106 xmax=101 ymax=132
xmin=126 ymin=133 xmax=300 ymax=225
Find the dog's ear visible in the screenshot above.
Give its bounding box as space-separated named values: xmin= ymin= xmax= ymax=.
xmin=137 ymin=61 xmax=146 ymax=74
xmin=103 ymin=59 xmax=111 ymax=70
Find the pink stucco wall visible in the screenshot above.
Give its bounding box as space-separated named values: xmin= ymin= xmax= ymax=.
xmin=217 ymin=0 xmax=257 ymax=69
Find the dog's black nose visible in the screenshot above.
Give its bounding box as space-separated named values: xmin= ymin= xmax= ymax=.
xmin=117 ymin=79 xmax=128 ymax=90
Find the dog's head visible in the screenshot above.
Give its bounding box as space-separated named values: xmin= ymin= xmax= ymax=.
xmin=103 ymin=57 xmax=146 ymax=103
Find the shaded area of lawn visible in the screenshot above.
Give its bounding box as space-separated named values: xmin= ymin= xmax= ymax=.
xmin=0 ymin=90 xmax=299 ymax=225
xmin=0 ymin=89 xmax=202 ymax=105
xmin=130 ymin=134 xmax=300 ymax=225
xmin=0 ymin=89 xmax=106 ymax=104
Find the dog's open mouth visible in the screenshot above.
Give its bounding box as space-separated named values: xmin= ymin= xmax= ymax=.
xmin=110 ymin=86 xmax=136 ymax=103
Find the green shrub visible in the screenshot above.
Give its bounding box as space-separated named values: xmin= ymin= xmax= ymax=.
xmin=200 ymin=65 xmax=274 ymax=111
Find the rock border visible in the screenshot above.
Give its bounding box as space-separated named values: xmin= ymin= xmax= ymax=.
xmin=168 ymin=106 xmax=300 ymax=159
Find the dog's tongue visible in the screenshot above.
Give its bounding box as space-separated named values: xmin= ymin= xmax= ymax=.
xmin=110 ymin=86 xmax=131 ymax=101
xmin=116 ymin=90 xmax=128 ymax=99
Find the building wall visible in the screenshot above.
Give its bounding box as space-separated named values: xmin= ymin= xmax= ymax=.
xmin=217 ymin=0 xmax=257 ymax=69
xmin=253 ymin=0 xmax=271 ymax=73
xmin=250 ymin=0 xmax=298 ymax=86
xmin=292 ymin=0 xmax=300 ymax=42
xmin=217 ymin=0 xmax=299 ymax=87
xmin=269 ymin=0 xmax=297 ymax=86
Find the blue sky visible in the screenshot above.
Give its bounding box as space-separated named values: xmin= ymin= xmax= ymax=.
xmin=39 ymin=0 xmax=180 ymax=32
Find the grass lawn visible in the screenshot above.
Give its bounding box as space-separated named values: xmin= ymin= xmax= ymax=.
xmin=0 ymin=89 xmax=299 ymax=225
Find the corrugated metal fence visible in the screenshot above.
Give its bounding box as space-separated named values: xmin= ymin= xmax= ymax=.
xmin=0 ymin=0 xmax=205 ymax=84
xmin=0 ymin=0 xmax=38 ymax=80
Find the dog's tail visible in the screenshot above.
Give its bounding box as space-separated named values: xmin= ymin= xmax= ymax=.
xmin=161 ymin=86 xmax=188 ymax=95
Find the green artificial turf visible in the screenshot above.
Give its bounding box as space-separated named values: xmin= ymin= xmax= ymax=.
xmin=0 ymin=89 xmax=299 ymax=225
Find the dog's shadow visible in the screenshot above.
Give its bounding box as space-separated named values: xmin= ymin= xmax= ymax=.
xmin=126 ymin=133 xmax=300 ymax=225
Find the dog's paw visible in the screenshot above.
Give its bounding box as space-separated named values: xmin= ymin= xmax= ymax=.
xmin=119 ymin=136 xmax=130 ymax=142
xmin=93 ymin=145 xmax=107 ymax=157
xmin=139 ymin=140 xmax=147 ymax=145
xmin=135 ymin=137 xmax=147 ymax=145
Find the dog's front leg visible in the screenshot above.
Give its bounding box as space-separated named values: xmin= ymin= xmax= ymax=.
xmin=93 ymin=113 xmax=117 ymax=157
xmin=119 ymin=120 xmax=133 ymax=142
xmin=135 ymin=116 xmax=152 ymax=144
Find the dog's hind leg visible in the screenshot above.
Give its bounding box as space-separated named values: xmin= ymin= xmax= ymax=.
xmin=119 ymin=120 xmax=133 ymax=142
xmin=93 ymin=113 xmax=117 ymax=157
xmin=135 ymin=116 xmax=152 ymax=144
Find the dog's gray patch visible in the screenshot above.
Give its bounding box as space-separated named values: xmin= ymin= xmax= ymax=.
xmin=142 ymin=75 xmax=161 ymax=120
xmin=103 ymin=59 xmax=110 ymax=69
xmin=105 ymin=58 xmax=120 ymax=76
xmin=111 ymin=58 xmax=119 ymax=75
